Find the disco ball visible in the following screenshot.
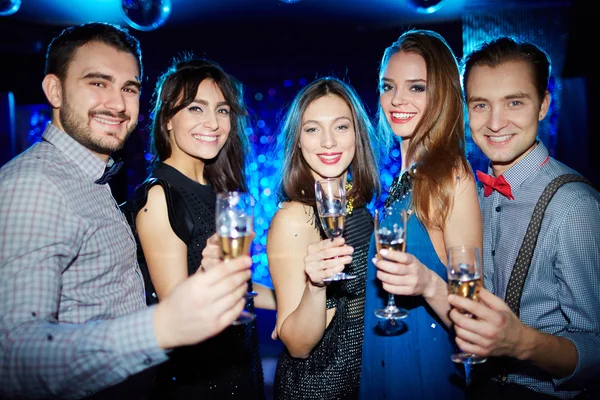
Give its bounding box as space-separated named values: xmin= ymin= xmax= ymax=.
xmin=121 ymin=0 xmax=172 ymax=31
xmin=407 ymin=0 xmax=445 ymax=14
xmin=0 ymin=0 xmax=21 ymax=16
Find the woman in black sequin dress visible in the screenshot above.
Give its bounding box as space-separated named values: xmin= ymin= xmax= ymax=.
xmin=268 ymin=77 xmax=381 ymax=399
xmin=121 ymin=56 xmax=273 ymax=399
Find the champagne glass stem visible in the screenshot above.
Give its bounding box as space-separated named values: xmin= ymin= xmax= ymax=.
xmin=385 ymin=293 xmax=397 ymax=309
xmin=373 ymin=207 xmax=409 ymax=320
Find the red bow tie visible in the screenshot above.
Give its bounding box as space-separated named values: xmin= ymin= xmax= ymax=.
xmin=476 ymin=170 xmax=514 ymax=200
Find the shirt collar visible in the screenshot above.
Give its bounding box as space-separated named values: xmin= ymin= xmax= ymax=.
xmin=486 ymin=141 xmax=549 ymax=194
xmin=42 ymin=123 xmax=113 ymax=183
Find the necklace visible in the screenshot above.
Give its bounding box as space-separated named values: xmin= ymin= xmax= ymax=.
xmin=345 ymin=181 xmax=354 ymax=215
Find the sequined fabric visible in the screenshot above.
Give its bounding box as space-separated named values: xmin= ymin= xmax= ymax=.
xmin=126 ymin=163 xmax=265 ymax=400
xmin=274 ymin=206 xmax=373 ymax=400
xmin=384 ymin=165 xmax=416 ymax=208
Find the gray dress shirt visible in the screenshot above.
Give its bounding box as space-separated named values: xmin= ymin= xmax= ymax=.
xmin=0 ymin=124 xmax=167 ymax=399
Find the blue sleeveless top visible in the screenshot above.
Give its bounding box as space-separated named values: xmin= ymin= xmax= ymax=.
xmin=359 ymin=194 xmax=466 ymax=399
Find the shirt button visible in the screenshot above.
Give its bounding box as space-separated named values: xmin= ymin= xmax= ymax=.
xmin=491 ymin=250 xmax=495 ymax=256
xmin=495 ymin=206 xmax=502 ymax=212
xmin=143 ymin=357 xmax=152 ymax=366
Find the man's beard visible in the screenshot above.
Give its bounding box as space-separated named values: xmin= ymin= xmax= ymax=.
xmin=59 ymin=95 xmax=136 ymax=156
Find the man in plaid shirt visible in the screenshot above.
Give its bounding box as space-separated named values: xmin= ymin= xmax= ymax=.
xmin=0 ymin=23 xmax=252 ymax=400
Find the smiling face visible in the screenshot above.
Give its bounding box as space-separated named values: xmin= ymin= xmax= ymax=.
xmin=379 ymin=51 xmax=428 ymax=142
xmin=167 ymin=78 xmax=231 ymax=163
xmin=299 ymin=94 xmax=356 ymax=181
xmin=466 ymin=60 xmax=550 ymax=176
xmin=51 ymin=41 xmax=140 ymax=160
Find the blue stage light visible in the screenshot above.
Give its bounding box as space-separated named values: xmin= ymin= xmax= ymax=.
xmin=0 ymin=0 xmax=20 ymax=16
xmin=121 ymin=0 xmax=171 ymax=31
xmin=408 ymin=0 xmax=445 ymax=14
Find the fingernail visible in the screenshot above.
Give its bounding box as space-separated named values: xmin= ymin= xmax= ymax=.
xmin=379 ymin=249 xmax=388 ymax=256
xmin=371 ymin=257 xmax=378 ymax=264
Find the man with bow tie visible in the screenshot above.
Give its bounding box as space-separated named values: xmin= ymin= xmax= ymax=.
xmin=448 ymin=37 xmax=600 ymax=399
xmin=0 ymin=23 xmax=252 ymax=400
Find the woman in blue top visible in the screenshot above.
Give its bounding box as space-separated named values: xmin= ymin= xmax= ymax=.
xmin=359 ymin=29 xmax=482 ymax=399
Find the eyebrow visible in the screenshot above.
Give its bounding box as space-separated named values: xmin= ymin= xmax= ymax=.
xmin=381 ymin=77 xmax=426 ymax=84
xmin=504 ymin=92 xmax=531 ymax=100
xmin=468 ymin=92 xmax=531 ymax=103
xmin=82 ymin=72 xmax=141 ymax=91
xmin=302 ymin=116 xmax=352 ymax=125
xmin=191 ymin=99 xmax=229 ymax=107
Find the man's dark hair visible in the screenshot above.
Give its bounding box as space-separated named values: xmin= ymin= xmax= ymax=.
xmin=462 ymin=36 xmax=551 ymax=102
xmin=45 ymin=22 xmax=143 ymax=81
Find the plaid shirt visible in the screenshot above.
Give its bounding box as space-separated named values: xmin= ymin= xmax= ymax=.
xmin=0 ymin=124 xmax=167 ymax=399
xmin=479 ymin=142 xmax=600 ymax=398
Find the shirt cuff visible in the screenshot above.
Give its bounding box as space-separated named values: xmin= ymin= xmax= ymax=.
xmin=110 ymin=306 xmax=168 ymax=375
xmin=553 ymin=331 xmax=600 ymax=389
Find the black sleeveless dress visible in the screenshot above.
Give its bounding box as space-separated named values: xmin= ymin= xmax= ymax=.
xmin=273 ymin=205 xmax=373 ymax=400
xmin=121 ymin=163 xmax=265 ymax=400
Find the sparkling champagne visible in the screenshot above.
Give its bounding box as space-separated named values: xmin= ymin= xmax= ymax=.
xmin=219 ymin=234 xmax=251 ymax=260
xmin=376 ymin=239 xmax=406 ymax=253
xmin=448 ymin=277 xmax=482 ymax=302
xmin=320 ymin=213 xmax=344 ymax=238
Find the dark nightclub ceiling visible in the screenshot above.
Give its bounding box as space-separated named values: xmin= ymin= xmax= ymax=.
xmin=2 ymin=0 xmax=571 ymax=29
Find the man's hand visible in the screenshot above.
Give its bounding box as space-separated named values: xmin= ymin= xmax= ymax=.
xmin=448 ymin=288 xmax=526 ymax=359
xmin=449 ymin=288 xmax=579 ymax=378
xmin=153 ymin=255 xmax=252 ymax=349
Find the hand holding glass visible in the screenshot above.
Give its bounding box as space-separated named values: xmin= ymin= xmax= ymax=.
xmin=215 ymin=191 xmax=256 ymax=325
xmin=447 ymin=245 xmax=487 ymax=364
xmin=314 ymin=178 xmax=355 ymax=281
xmin=373 ymin=207 xmax=409 ymax=320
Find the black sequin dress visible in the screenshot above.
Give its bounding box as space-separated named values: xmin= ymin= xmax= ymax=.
xmin=273 ymin=206 xmax=373 ymax=400
xmin=121 ymin=163 xmax=264 ymax=400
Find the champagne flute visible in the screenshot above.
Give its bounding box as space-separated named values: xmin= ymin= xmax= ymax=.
xmin=314 ymin=177 xmax=355 ymax=281
xmin=215 ymin=191 xmax=256 ymax=325
xmin=373 ymin=207 xmax=409 ymax=320
xmin=447 ymin=245 xmax=487 ymax=364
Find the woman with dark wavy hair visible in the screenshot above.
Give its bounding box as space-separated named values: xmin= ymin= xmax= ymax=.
xmin=359 ymin=30 xmax=482 ymax=399
xmin=268 ymin=76 xmax=380 ymax=399
xmin=121 ymin=55 xmax=272 ymax=399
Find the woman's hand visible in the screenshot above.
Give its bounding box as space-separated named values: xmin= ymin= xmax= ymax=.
xmin=200 ymin=232 xmax=256 ymax=272
xmin=304 ymin=237 xmax=353 ymax=287
xmin=199 ymin=233 xmax=221 ymax=272
xmin=373 ymin=249 xmax=438 ymax=299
